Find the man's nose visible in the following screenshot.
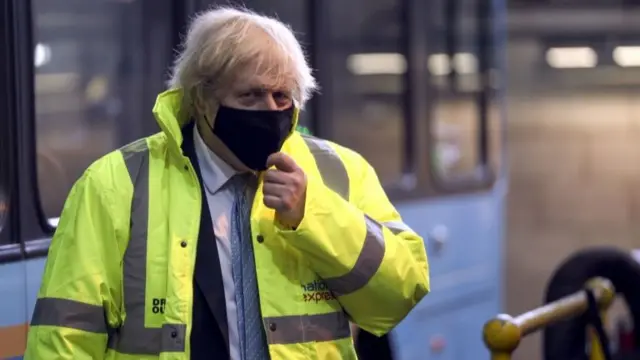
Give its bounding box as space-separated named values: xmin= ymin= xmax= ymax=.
xmin=264 ymin=94 xmax=280 ymax=111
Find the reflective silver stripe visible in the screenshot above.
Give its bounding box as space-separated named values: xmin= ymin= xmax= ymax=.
xmin=301 ymin=135 xmax=350 ymax=200
xmin=324 ymin=215 xmax=386 ymax=296
xmin=31 ymin=297 xmax=108 ymax=333
xmin=382 ymin=220 xmax=413 ymax=235
xmin=108 ymin=139 xmax=187 ymax=354
xmin=263 ymin=311 xmax=351 ymax=345
xmin=301 ymin=135 xmax=386 ymax=296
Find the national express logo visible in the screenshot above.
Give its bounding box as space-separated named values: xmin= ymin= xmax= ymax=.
xmin=301 ymin=280 xmax=335 ymax=303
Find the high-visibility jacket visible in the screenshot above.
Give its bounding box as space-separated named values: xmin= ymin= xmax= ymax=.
xmin=24 ymin=88 xmax=430 ymax=360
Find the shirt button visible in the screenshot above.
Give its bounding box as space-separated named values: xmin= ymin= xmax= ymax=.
xmin=183 ymin=164 xmax=189 ymax=171
xmin=257 ymin=235 xmax=264 ymax=243
xmin=171 ymin=330 xmax=178 ymax=338
xmin=180 ymin=240 xmax=188 ymax=248
xmin=269 ymin=322 xmax=277 ymax=331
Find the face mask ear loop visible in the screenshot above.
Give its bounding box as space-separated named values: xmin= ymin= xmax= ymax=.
xmin=291 ymin=106 xmax=300 ymax=131
xmin=192 ymin=80 xmax=222 ymax=127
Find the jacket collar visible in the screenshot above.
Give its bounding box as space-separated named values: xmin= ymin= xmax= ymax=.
xmin=152 ymin=88 xmax=190 ymax=156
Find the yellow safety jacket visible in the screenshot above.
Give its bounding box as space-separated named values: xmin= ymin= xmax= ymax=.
xmin=25 ymin=88 xmax=430 ymax=360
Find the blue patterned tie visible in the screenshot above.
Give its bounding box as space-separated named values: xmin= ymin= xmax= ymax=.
xmin=228 ymin=174 xmax=270 ymax=360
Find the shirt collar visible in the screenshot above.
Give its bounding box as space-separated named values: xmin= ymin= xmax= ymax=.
xmin=193 ymin=124 xmax=238 ymax=195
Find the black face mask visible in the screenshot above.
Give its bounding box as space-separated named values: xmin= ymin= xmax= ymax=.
xmin=212 ymin=105 xmax=295 ymax=171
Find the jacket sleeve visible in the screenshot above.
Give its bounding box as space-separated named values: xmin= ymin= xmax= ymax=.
xmin=25 ymin=168 xmax=125 ymax=360
xmin=278 ymin=151 xmax=430 ymax=336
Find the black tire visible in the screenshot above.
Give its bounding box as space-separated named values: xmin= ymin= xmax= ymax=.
xmin=543 ymin=247 xmax=640 ymax=360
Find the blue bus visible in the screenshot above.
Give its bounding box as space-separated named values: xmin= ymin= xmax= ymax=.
xmin=0 ymin=0 xmax=507 ymax=358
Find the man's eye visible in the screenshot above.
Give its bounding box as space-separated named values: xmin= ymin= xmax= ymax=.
xmin=273 ymin=92 xmax=292 ymax=102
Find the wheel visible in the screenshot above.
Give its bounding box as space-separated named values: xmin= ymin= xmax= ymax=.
xmin=543 ymin=247 xmax=640 ymax=360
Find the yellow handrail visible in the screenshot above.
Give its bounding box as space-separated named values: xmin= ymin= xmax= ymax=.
xmin=482 ymin=277 xmax=616 ymax=360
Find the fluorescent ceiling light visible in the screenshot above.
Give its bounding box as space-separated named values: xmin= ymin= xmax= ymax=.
xmin=34 ymin=43 xmax=52 ymax=68
xmin=613 ymin=46 xmax=640 ymax=67
xmin=48 ymin=217 xmax=60 ymax=227
xmin=347 ymin=53 xmax=406 ymax=75
xmin=428 ymin=54 xmax=451 ymax=76
xmin=347 ymin=52 xmax=479 ymax=76
xmin=453 ymin=53 xmax=478 ymax=74
xmin=545 ymin=47 xmax=597 ymax=68
xmin=429 ymin=53 xmax=477 ymax=76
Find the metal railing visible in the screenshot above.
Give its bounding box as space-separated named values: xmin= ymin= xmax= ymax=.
xmin=482 ymin=277 xmax=616 ymax=360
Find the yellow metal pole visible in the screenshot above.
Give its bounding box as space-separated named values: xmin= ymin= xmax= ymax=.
xmin=588 ymin=308 xmax=609 ymax=360
xmin=483 ymin=278 xmax=616 ymax=358
xmin=490 ymin=353 xmax=513 ymax=360
xmin=587 ymin=278 xmax=614 ymax=360
xmin=589 ymin=326 xmax=605 ymax=360
xmin=483 ymin=314 xmax=521 ymax=360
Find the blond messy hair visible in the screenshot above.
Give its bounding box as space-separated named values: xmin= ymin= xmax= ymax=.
xmin=168 ymin=6 xmax=317 ymax=117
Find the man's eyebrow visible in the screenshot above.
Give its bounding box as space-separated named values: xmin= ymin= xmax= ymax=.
xmin=241 ymin=85 xmax=292 ymax=93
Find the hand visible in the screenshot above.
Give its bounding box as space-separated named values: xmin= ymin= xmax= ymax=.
xmin=263 ymin=152 xmax=307 ymax=228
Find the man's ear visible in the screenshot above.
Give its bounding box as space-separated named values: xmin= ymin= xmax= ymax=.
xmin=192 ymin=87 xmax=219 ymax=129
xmin=202 ymin=102 xmax=220 ymax=129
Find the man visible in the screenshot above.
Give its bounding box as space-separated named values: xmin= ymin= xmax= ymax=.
xmin=25 ymin=6 xmax=429 ymax=360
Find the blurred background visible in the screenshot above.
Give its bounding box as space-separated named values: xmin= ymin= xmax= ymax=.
xmin=4 ymin=0 xmax=640 ymax=359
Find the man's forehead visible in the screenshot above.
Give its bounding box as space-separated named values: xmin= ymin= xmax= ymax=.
xmin=235 ymin=72 xmax=296 ymax=92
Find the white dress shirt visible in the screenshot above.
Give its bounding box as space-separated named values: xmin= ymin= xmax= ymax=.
xmin=193 ymin=125 xmax=242 ymax=360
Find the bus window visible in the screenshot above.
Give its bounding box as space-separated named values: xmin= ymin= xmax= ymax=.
xmin=32 ymin=0 xmax=175 ymax=226
xmin=0 ymin=6 xmax=13 ymax=246
xmin=319 ymin=0 xmax=409 ymax=187
xmin=428 ymin=0 xmax=502 ymax=188
xmin=0 ymin=136 xmax=8 ymax=245
xmin=0 ymin=94 xmax=8 ymax=242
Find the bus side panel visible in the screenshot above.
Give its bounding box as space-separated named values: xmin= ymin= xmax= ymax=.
xmin=0 ymin=261 xmax=27 ymax=359
xmin=390 ymin=188 xmax=505 ymax=359
xmin=25 ymin=258 xmax=47 ymax=327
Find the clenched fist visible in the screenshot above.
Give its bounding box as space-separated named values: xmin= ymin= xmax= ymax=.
xmin=263 ymin=152 xmax=307 ymax=228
